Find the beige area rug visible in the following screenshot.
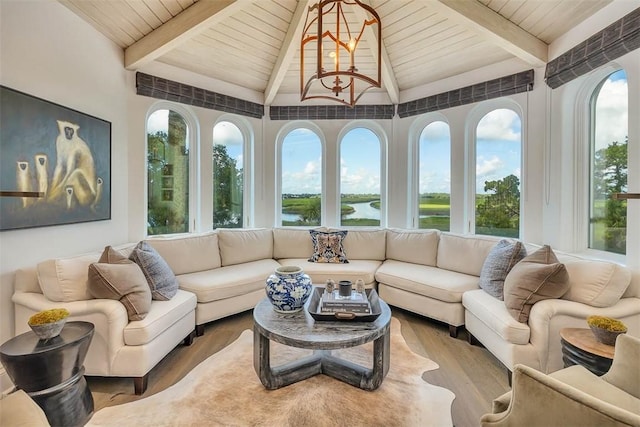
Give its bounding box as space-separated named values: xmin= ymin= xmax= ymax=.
xmin=87 ymin=318 xmax=455 ymax=427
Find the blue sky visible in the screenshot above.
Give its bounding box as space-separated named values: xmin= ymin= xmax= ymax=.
xmin=148 ymin=70 xmax=627 ymax=196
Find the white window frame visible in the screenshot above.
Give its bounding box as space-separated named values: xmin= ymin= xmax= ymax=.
xmin=144 ymin=101 xmax=200 ymax=235
xmin=466 ymin=100 xmax=525 ymax=236
xmin=336 ymin=120 xmax=388 ymax=227
xmin=212 ymin=114 xmax=254 ymax=228
xmin=574 ymin=64 xmax=627 ymax=263
xmin=408 ymin=113 xmax=450 ymax=229
xmin=275 ymin=121 xmax=326 ymax=227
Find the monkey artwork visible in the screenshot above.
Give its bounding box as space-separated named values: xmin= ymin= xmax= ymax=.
xmin=16 ymin=161 xmax=33 ymax=208
xmin=48 ymin=120 xmax=102 ymax=208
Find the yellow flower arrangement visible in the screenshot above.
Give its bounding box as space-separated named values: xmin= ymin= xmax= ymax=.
xmin=28 ymin=308 xmax=70 ymax=326
xmin=586 ymin=315 xmax=627 ymax=332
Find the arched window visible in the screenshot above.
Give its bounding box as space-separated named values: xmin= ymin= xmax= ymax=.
xmin=418 ymin=121 xmax=450 ymax=230
xmin=280 ymin=128 xmax=322 ymax=226
xmin=339 ymin=127 xmax=381 ymax=226
xmin=213 ymin=121 xmax=244 ymax=228
xmin=475 ymin=109 xmax=522 ymax=238
xmin=146 ymin=109 xmax=190 ymax=235
xmin=589 ymin=69 xmax=627 ymax=255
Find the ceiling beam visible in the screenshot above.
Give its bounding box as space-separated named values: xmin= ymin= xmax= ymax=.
xmin=429 ymin=0 xmax=548 ymax=67
xmin=354 ymin=0 xmax=400 ymax=104
xmin=124 ymin=0 xmax=249 ymax=70
xmin=264 ymin=0 xmax=314 ymax=106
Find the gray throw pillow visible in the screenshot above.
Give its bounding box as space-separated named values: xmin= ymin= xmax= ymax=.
xmin=503 ymin=245 xmax=570 ymax=323
xmin=479 ymin=239 xmax=527 ymax=300
xmin=130 ymin=241 xmax=179 ymax=300
xmin=88 ymin=246 xmax=152 ymax=321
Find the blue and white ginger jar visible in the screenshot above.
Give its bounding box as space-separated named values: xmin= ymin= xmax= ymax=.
xmin=265 ymin=266 xmax=312 ymax=313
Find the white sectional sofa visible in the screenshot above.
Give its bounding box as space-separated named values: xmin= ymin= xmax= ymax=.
xmin=11 ymin=227 xmax=640 ymax=394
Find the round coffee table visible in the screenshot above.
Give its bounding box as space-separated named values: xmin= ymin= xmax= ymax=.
xmin=0 ymin=321 xmax=95 ymax=427
xmin=253 ymin=290 xmax=392 ymax=391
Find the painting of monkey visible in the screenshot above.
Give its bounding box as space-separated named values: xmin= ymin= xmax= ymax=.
xmin=0 ymin=86 xmax=111 ymax=231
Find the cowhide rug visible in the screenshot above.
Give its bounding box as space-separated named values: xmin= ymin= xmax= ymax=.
xmin=87 ymin=318 xmax=455 ymax=426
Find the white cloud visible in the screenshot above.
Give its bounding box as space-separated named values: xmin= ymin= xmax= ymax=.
xmin=420 ymin=121 xmax=450 ymax=140
xmin=477 ymin=109 xmax=520 ymax=141
xmin=476 ymin=156 xmax=503 ymax=178
xmin=213 ymin=121 xmax=243 ymax=147
xmin=147 ymin=110 xmax=168 ymax=133
xmin=595 ymin=78 xmax=628 ymax=150
xmin=341 ymin=164 xmax=380 ymax=194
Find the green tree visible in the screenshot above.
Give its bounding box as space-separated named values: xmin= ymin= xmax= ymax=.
xmin=593 ymin=138 xmax=627 ymax=253
xmin=213 ymin=144 xmax=243 ymax=228
xmin=476 ymin=174 xmax=520 ymax=236
xmin=301 ymin=197 xmax=321 ymax=225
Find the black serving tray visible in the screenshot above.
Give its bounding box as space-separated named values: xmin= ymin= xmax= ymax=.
xmin=307 ymin=287 xmax=382 ymax=322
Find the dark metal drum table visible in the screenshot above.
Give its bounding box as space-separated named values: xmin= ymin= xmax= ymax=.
xmin=560 ymin=327 xmax=615 ymax=376
xmin=253 ymin=290 xmax=392 ymax=391
xmin=0 ymin=321 xmax=95 ymax=427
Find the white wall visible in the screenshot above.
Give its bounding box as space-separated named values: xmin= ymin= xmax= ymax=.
xmin=0 ymin=0 xmax=130 ymax=390
xmin=1 ymin=0 xmax=637 ymax=392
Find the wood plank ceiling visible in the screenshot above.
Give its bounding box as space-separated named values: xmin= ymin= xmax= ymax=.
xmin=59 ymin=0 xmax=611 ymax=105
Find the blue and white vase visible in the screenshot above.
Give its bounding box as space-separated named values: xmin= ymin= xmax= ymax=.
xmin=265 ymin=266 xmax=312 ymax=313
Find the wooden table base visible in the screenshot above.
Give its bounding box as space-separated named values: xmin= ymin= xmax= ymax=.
xmin=253 ymin=324 xmax=390 ymax=391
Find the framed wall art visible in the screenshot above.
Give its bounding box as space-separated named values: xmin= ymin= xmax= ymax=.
xmin=0 ymin=86 xmax=111 ymax=231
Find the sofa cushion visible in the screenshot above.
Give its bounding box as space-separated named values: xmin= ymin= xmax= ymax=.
xmin=385 ymin=228 xmax=439 ymax=266
xmin=437 ymin=233 xmax=499 ymax=276
xmin=145 ymin=232 xmax=221 ymax=275
xmin=479 ymin=239 xmax=527 ymax=300
xmin=562 ymin=260 xmax=631 ymax=307
xmin=278 ymin=259 xmax=381 ymax=286
xmin=36 ymin=243 xmax=136 ymax=302
xmin=123 ymin=289 xmax=196 ymax=346
xmin=376 ymin=260 xmax=480 ymax=303
xmin=462 ymin=289 xmax=531 ymax=345
xmin=308 ymin=230 xmax=349 ymax=263
xmin=273 ymin=228 xmax=316 ymax=259
xmin=340 ymin=228 xmax=386 ymax=261
xmin=176 ymin=259 xmax=280 ymax=303
xmin=217 ymin=228 xmax=273 ymax=266
xmin=88 ymin=246 xmax=152 ymax=321
xmin=37 ymin=253 xmax=98 ymax=302
xmin=503 ymin=245 xmax=570 ymax=323
xmin=130 ymin=241 xmax=179 ymax=301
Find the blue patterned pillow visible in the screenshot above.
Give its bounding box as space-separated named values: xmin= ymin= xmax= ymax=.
xmin=479 ymin=239 xmax=527 ymax=300
xmin=308 ymin=230 xmax=349 ymax=263
xmin=130 ymin=241 xmax=179 ymax=300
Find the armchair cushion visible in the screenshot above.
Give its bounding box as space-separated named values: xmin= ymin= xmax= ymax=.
xmin=602 ymin=334 xmax=640 ymax=399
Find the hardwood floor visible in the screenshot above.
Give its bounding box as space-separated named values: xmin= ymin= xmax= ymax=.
xmin=87 ymin=308 xmax=510 ymax=427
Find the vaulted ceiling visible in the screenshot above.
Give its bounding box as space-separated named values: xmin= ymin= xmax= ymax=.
xmin=60 ymin=0 xmax=611 ymax=105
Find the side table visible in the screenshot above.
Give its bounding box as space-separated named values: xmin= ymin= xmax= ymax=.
xmin=560 ymin=327 xmax=614 ymax=376
xmin=0 ymin=321 xmax=95 ymax=427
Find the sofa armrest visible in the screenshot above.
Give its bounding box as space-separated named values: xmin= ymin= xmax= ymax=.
xmin=481 ymin=364 xmax=640 ymax=427
xmin=12 ymin=291 xmax=128 ymax=376
xmin=527 ymin=297 xmax=640 ymax=373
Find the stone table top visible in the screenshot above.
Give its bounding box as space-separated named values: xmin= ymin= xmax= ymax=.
xmin=253 ymin=290 xmax=392 ymax=351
